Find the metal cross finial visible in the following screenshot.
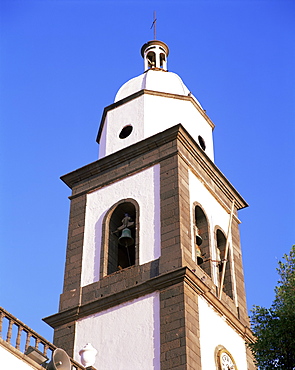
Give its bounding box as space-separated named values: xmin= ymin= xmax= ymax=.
xmin=150 ymin=11 xmax=157 ymax=39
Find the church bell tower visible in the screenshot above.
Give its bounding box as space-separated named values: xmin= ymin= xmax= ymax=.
xmin=44 ymin=40 xmax=256 ymax=369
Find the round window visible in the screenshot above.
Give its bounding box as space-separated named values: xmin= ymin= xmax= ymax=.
xmin=198 ymin=135 xmax=206 ymax=151
xmin=119 ymin=125 xmax=133 ymax=139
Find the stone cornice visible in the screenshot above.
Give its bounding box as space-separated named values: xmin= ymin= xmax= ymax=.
xmin=43 ymin=267 xmax=254 ymax=344
xmin=175 ymin=128 xmax=247 ymax=212
xmin=61 ymin=124 xmax=248 ymax=210
xmin=96 ymin=88 xmax=214 ymax=143
xmin=61 ymin=124 xmax=180 ymax=193
xmin=184 ymin=268 xmax=255 ymax=344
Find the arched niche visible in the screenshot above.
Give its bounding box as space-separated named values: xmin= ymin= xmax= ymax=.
xmin=216 ymin=228 xmax=233 ymax=299
xmin=194 ymin=204 xmax=211 ymax=277
xmin=100 ymin=199 xmax=139 ymax=278
xmin=159 ymin=53 xmax=166 ymax=69
xmin=147 ymin=51 xmax=156 ymax=69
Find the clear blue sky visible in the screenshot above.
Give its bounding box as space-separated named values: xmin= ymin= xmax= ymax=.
xmin=1 ymin=0 xmax=294 ymax=342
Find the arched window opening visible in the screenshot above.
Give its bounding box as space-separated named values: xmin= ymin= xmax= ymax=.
xmin=216 ymin=229 xmax=233 ymax=299
xmin=194 ymin=206 xmax=211 ymax=277
xmin=108 ymin=202 xmax=136 ymax=275
xmin=160 ymin=53 xmax=166 ymax=68
xmin=147 ymin=51 xmax=156 ymax=69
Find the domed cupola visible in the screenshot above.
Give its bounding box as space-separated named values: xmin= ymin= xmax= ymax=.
xmin=114 ymin=40 xmax=201 ymax=104
xmin=98 ymin=40 xmax=215 ymax=162
xmin=141 ymin=40 xmax=169 ymax=71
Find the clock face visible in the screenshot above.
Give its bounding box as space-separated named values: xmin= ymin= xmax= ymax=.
xmin=217 ymin=349 xmax=237 ymax=370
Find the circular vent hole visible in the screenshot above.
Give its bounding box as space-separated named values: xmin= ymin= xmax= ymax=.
xmin=198 ymin=135 xmax=206 ymax=151
xmin=119 ymin=125 xmax=133 ymax=139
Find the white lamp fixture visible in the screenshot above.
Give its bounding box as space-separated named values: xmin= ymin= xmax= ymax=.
xmin=79 ymin=343 xmax=97 ymax=367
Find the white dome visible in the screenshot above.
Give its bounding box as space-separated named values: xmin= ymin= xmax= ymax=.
xmin=114 ymin=69 xmax=202 ymax=108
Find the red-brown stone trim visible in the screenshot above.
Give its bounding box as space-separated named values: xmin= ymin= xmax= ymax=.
xmin=44 ymin=266 xmax=255 ymax=345
xmin=184 ymin=268 xmax=254 ymax=343
xmin=63 ymin=125 xmax=247 ymax=212
xmin=61 ymin=194 xmax=87 ymax=296
xmin=52 ymin=123 xmax=253 ymax=364
xmin=176 ymin=130 xmax=246 ymax=211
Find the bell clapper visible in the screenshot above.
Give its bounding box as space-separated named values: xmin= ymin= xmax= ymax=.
xmin=195 ymin=226 xmax=204 ymax=265
xmin=125 ymin=242 xmax=131 ymax=266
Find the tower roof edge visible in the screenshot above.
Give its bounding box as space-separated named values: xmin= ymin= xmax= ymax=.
xmin=140 ymin=40 xmax=169 ymax=57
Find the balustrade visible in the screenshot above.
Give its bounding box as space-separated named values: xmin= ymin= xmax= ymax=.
xmin=0 ymin=307 xmax=84 ymax=370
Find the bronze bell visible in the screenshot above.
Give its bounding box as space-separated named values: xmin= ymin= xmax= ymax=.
xmin=196 ymin=244 xmax=204 ymax=265
xmin=195 ymin=228 xmax=203 ymax=265
xmin=195 ymin=227 xmax=203 ymax=246
xmin=118 ymin=227 xmax=134 ymax=247
xmin=196 ymin=234 xmax=202 ymax=247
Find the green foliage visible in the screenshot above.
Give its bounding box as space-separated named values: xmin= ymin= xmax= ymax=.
xmin=250 ymin=245 xmax=295 ymax=369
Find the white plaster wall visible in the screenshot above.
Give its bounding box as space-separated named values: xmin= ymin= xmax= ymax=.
xmin=188 ymin=170 xmax=232 ymax=286
xmin=99 ymin=94 xmax=214 ymax=162
xmin=81 ymin=165 xmax=161 ymax=287
xmin=98 ymin=115 xmax=108 ymax=158
xmin=198 ymin=296 xmax=248 ymax=369
xmin=144 ymin=94 xmax=214 ymax=161
xmin=74 ymin=292 xmax=160 ymax=370
xmin=99 ymin=95 xmax=144 ymax=158
xmin=0 ymin=344 xmax=37 ymax=369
